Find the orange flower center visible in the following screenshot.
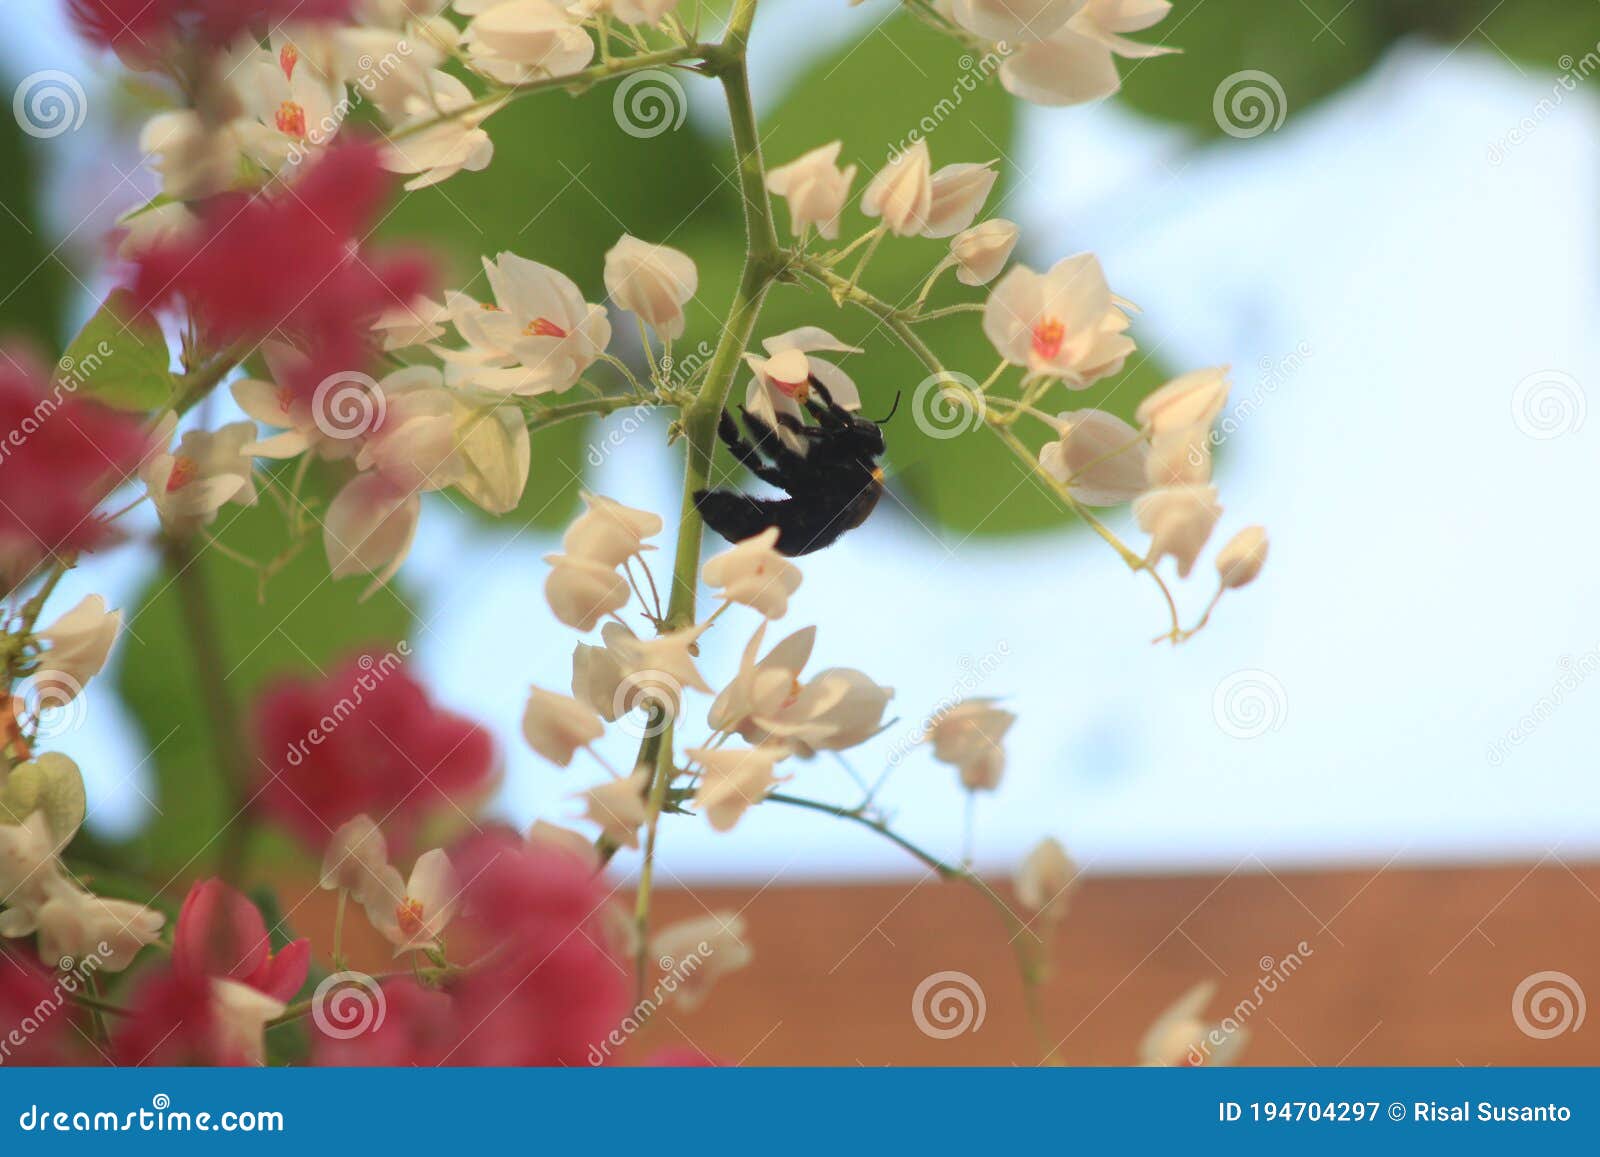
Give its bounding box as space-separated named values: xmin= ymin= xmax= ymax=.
xmin=480 ymin=303 xmax=503 ymax=312
xmin=275 ymin=100 xmax=307 ymax=138
xmin=275 ymin=386 xmax=295 ymax=415
xmin=1031 ymin=317 xmax=1065 ymax=361
xmin=396 ymin=898 xmax=426 ymax=938
xmin=279 ymin=43 xmax=299 ymax=80
xmin=166 ymin=455 xmax=197 ymax=493
xmin=772 ymin=376 xmax=810 ymax=400
xmin=524 ymin=317 xmax=568 ymax=338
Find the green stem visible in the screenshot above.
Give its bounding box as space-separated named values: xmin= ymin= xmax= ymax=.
xmin=629 ymin=0 xmax=778 ymax=993
xmin=391 ymin=45 xmax=706 ymax=141
xmin=163 ymin=536 xmax=255 ymax=883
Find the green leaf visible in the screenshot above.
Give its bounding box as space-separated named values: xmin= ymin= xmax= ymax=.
xmin=59 ymin=290 xmax=176 ymax=412
xmin=115 ymin=461 xmax=414 ymax=875
xmin=1116 ymin=0 xmax=1388 ymax=139
xmin=0 ymin=113 xmax=66 ymax=349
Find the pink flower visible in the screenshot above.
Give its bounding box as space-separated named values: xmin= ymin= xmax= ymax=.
xmin=69 ymin=0 xmax=353 ymax=56
xmin=172 ymin=878 xmax=310 ymax=1002
xmin=251 ymin=652 xmax=497 ymax=851
xmin=129 ymin=144 xmax=433 ymax=399
xmin=311 ymin=831 xmax=629 ymax=1067
xmin=0 ymin=346 xmax=150 ymax=587
xmin=312 ymin=978 xmax=457 ymax=1066
xmin=111 ymin=967 xmax=225 ymax=1066
xmin=0 ymin=947 xmax=76 ymax=1065
xmin=444 ymin=831 xmax=629 ymax=1066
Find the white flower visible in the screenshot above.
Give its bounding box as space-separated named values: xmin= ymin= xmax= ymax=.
xmin=354 ymin=368 xmax=463 ymax=493
xmin=743 ymin=327 xmax=863 ymax=452
xmin=653 ymin=912 xmax=752 ymax=1010
xmin=0 ymin=812 xmax=63 ymax=937
xmin=983 ymin=254 xmax=1135 ymax=386
xmin=609 ymin=622 xmax=712 ymax=694
xmin=708 ymin=624 xmax=890 ymax=756
xmin=33 ymin=881 xmax=165 ymax=973
xmin=999 ymin=0 xmax=1176 ymax=108
xmin=1144 ymin=423 xmax=1212 ymax=489
xmin=231 ymin=345 xmax=360 ymax=463
xmin=951 ymin=218 xmax=1018 ymax=286
xmin=766 ymin=141 xmax=857 ymax=240
xmin=1139 ymin=981 xmax=1247 ymax=1067
xmin=1037 ymin=409 xmax=1147 ymax=506
xmin=926 ymin=699 xmax=1016 ymax=791
xmin=572 ymin=633 xmax=627 ymax=718
xmin=702 ymin=527 xmax=803 ymax=619
xmin=526 ymin=819 xmax=599 ymax=868
xmin=141 ymin=414 xmax=258 ymax=536
xmin=380 ymin=70 xmax=495 ymax=190
xmin=33 ymin=595 xmax=120 ymax=700
xmin=608 ymin=0 xmax=681 ymax=23
xmin=115 ymin=201 xmax=197 ymax=260
xmin=861 ymin=138 xmax=934 ymax=236
xmin=580 ymin=770 xmax=649 ymax=849
xmin=236 ymin=49 xmax=345 ymax=171
xmin=1135 ymin=484 xmax=1221 ymax=578
xmin=562 ymin=493 xmax=664 ymax=567
xmin=438 ymin=252 xmax=611 ymax=396
xmin=689 ymin=745 xmax=790 ymax=832
xmin=923 ymin=161 xmax=998 ymax=239
xmin=463 ymin=0 xmax=595 ymax=83
xmin=319 ymin=815 xmax=400 ymax=909
xmin=363 ymin=848 xmax=458 ymax=954
xmin=523 ymin=686 xmax=606 ymax=767
xmin=451 ymin=395 xmax=531 ymax=515
xmin=324 ymin=472 xmax=422 ymax=598
xmin=374 ymin=295 xmax=449 ymax=351
xmin=1215 ymin=526 xmax=1269 ymax=591
xmin=604 ymin=235 xmax=698 ymax=341
xmin=212 ymin=979 xmax=286 ymax=1066
xmin=1016 ymin=837 xmax=1078 ymax=922
xmin=544 ymin=555 xmax=631 ymax=630
xmin=140 ymin=110 xmax=243 ymax=201
xmin=1135 ymin=366 xmax=1231 ymax=437
xmin=951 ymin=0 xmax=1084 ymax=41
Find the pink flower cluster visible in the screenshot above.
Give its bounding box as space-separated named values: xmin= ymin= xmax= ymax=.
xmin=129 ymin=144 xmax=433 ymax=399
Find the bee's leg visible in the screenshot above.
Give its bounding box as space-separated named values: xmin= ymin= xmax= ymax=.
xmin=802 ymin=375 xmax=852 ymax=427
xmin=738 ymin=407 xmax=812 ymax=478
xmin=715 ymin=410 xmax=791 ymax=488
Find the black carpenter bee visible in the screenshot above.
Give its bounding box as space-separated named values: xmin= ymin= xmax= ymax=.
xmin=694 ymin=376 xmax=898 ymax=556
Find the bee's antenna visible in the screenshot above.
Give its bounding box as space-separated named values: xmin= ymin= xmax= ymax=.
xmin=876 ymin=391 xmax=903 ymax=424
